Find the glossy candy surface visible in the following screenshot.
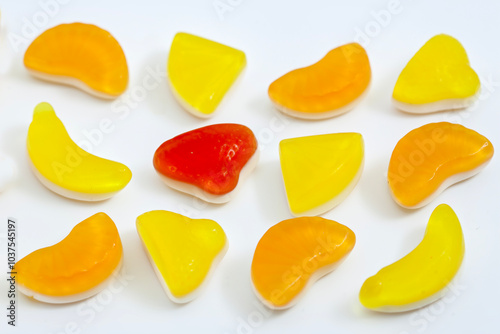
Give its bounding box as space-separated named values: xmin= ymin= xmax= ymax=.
xmin=251 ymin=217 xmax=355 ymax=309
xmin=14 ymin=213 xmax=123 ymax=303
xmin=268 ymin=43 xmax=371 ymax=119
xmin=136 ymin=210 xmax=228 ymax=303
xmin=27 ymin=102 xmax=132 ymax=201
xmin=24 ymin=23 xmax=128 ymax=99
xmin=279 ymin=133 xmax=364 ymax=216
xmin=168 ymin=32 xmax=246 ymax=118
xmin=359 ymin=204 xmax=465 ymax=312
xmin=388 ymin=122 xmax=493 ymax=208
xmin=153 ymin=123 xmax=258 ymax=203
xmin=392 ymin=34 xmax=480 ymax=113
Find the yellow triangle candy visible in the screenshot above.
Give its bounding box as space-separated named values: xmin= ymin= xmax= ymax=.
xmin=279 ymin=133 xmax=364 ymax=216
xmin=167 ymin=32 xmax=246 ymax=118
xmin=392 ymin=34 xmax=480 ymax=113
xmin=136 ymin=210 xmax=228 ymax=303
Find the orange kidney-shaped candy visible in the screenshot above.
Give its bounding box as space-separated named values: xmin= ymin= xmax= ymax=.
xmin=24 ymin=23 xmax=128 ymax=99
xmin=14 ymin=213 xmax=123 ymax=303
xmin=388 ymin=122 xmax=494 ymax=208
xmin=251 ymin=217 xmax=355 ymax=309
xmin=268 ymin=43 xmax=371 ymax=120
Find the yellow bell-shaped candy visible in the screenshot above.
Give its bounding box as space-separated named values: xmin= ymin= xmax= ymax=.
xmin=136 ymin=210 xmax=228 ymax=303
xmin=393 ymin=34 xmax=480 ymax=113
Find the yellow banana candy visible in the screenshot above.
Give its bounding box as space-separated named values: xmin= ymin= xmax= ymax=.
xmin=359 ymin=204 xmax=465 ymax=312
xmin=27 ymin=102 xmax=132 ymax=201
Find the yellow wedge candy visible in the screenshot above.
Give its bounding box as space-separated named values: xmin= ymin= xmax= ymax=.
xmin=136 ymin=210 xmax=228 ymax=303
xmin=167 ymin=32 xmax=246 ymax=118
xmin=279 ymin=133 xmax=364 ymax=216
xmin=27 ymin=102 xmax=132 ymax=201
xmin=393 ymin=34 xmax=480 ymax=113
xmin=359 ymin=204 xmax=465 ymax=312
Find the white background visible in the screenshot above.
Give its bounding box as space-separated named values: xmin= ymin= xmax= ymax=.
xmin=1 ymin=0 xmax=499 ymax=333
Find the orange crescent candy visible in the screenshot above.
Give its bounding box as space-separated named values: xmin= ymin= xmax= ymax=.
xmin=268 ymin=43 xmax=371 ymax=120
xmin=14 ymin=213 xmax=123 ymax=304
xmin=24 ymin=23 xmax=128 ymax=99
xmin=388 ymin=122 xmax=494 ymax=208
xmin=251 ymin=217 xmax=355 ymax=309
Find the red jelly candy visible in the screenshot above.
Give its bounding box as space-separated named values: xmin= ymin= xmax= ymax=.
xmin=153 ymin=124 xmax=259 ymax=203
